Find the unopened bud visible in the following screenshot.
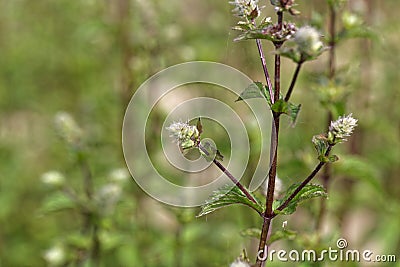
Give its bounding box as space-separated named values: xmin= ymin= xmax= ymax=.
xmin=294 ymin=26 xmax=323 ymax=56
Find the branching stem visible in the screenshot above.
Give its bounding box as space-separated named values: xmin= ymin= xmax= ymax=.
xmin=284 ymin=62 xmax=303 ymax=102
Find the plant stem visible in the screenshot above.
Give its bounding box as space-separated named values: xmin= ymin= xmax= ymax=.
xmin=212 ymin=159 xmax=258 ymax=205
xmin=316 ymin=3 xmax=336 ymax=233
xmin=256 ymin=39 xmax=274 ymax=103
xmin=284 ymin=62 xmax=303 ymax=102
xmin=197 ymin=144 xmax=258 ymax=205
xmin=255 ymin=10 xmax=283 ymax=267
xmin=78 ymin=154 xmax=101 ymax=265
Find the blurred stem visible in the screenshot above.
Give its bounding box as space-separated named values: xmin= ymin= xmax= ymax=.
xmin=255 ymin=11 xmax=283 ymax=267
xmin=175 ymin=224 xmax=184 ymax=267
xmin=284 ymin=62 xmax=303 ymax=102
xmin=78 ymin=153 xmax=100 ymax=266
xmin=316 ymin=3 xmax=336 ymax=234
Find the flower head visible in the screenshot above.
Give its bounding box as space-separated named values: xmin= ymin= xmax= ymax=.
xmin=294 ymin=26 xmax=324 ymax=57
xmin=329 ymin=113 xmax=358 ymax=142
xmin=43 ymin=245 xmax=65 ymax=266
xmin=230 ymin=259 xmax=251 ymax=267
xmin=41 ymin=171 xmax=65 ymax=187
xmin=166 ymin=121 xmax=200 ymax=150
xmin=54 ymin=111 xmax=83 ymax=148
xmin=229 ymin=0 xmax=261 ymax=21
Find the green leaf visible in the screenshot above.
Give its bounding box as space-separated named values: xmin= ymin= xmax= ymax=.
xmin=199 ymin=139 xmax=223 ymax=162
xmin=271 ymin=99 xmax=301 ymax=125
xmin=198 ymin=185 xmax=264 ymax=217
xmin=236 ymin=82 xmax=266 ymax=102
xmin=312 ymin=134 xmax=329 ymax=158
xmin=329 ymin=155 xmax=339 ymax=163
xmin=39 ymin=192 xmax=76 ymax=214
xmin=240 ymin=228 xmax=262 ymax=239
xmin=273 ymin=183 xmax=327 ymax=215
xmin=267 ymin=229 xmax=297 ymax=245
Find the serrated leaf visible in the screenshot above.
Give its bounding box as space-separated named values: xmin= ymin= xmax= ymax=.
xmin=240 ymin=228 xmax=262 ymax=239
xmin=273 ymin=183 xmax=327 ymax=215
xmin=39 ymin=192 xmax=76 ymax=214
xmin=236 ymin=82 xmax=266 ymax=102
xmin=267 ymin=229 xmax=297 ymax=245
xmin=198 ymin=185 xmax=264 ymax=217
xmin=312 ymin=134 xmax=329 ymax=158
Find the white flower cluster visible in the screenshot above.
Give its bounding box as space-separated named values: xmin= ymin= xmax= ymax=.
xmin=43 ymin=245 xmax=65 ymax=266
xmin=329 ymin=113 xmax=358 ymax=141
xmin=54 ymin=111 xmax=82 ymax=148
xmin=166 ymin=121 xmax=199 ymax=149
xmin=230 ymin=259 xmax=251 ymax=267
xmin=229 ymin=0 xmax=260 ymax=20
xmin=294 ymin=26 xmax=324 ymax=56
xmin=41 ymin=170 xmax=65 ymax=187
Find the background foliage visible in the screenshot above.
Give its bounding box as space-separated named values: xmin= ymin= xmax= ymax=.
xmin=0 ymin=0 xmax=399 ymax=266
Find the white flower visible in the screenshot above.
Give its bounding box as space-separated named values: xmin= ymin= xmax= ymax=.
xmin=43 ymin=245 xmax=65 ymax=266
xmin=95 ymin=183 xmax=122 ymax=215
xmin=229 ymin=0 xmax=260 ymax=20
xmin=329 ymin=113 xmax=358 ymax=141
xmin=166 ymin=121 xmax=199 ymax=149
xmin=41 ymin=171 xmax=65 ymax=187
xmin=109 ymin=168 xmax=130 ymax=182
xmin=54 ymin=111 xmax=82 ymax=147
xmin=230 ymin=259 xmax=251 ymax=267
xmin=294 ymin=26 xmax=323 ymax=56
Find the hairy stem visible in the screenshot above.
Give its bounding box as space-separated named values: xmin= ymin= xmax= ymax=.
xmin=255 ymin=10 xmax=283 ymax=267
xmin=212 ymin=159 xmax=258 ymax=205
xmin=256 ymin=39 xmax=274 ymax=103
xmin=197 ymin=144 xmax=258 ymax=205
xmin=284 ymin=62 xmax=303 ymax=102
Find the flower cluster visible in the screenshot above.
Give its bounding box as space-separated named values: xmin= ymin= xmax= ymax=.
xmin=41 ymin=171 xmax=65 ymax=187
xmin=230 ymin=259 xmax=251 ymax=267
xmin=328 ymin=113 xmax=358 ymax=142
xmin=294 ymin=26 xmax=324 ymax=57
xmin=270 ymin=0 xmax=299 ymax=15
xmin=54 ymin=111 xmax=83 ymax=149
xmin=229 ymin=0 xmax=261 ymax=21
xmin=166 ymin=121 xmax=200 ymax=150
xmin=262 ymin=21 xmax=297 ymax=42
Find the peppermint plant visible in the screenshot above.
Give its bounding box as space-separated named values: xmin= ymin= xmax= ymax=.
xmin=167 ymin=1 xmax=359 ymax=266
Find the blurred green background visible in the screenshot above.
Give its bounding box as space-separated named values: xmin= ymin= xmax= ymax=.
xmin=0 ymin=0 xmax=399 ymax=266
